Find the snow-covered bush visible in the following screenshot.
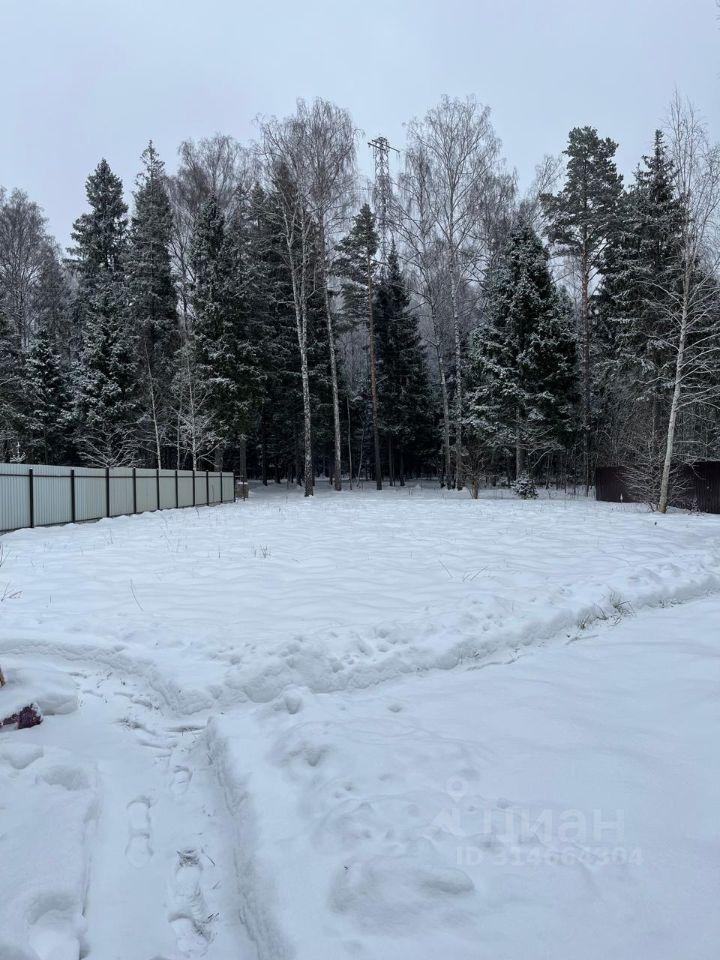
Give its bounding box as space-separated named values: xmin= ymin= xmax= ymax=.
xmin=512 ymin=474 xmax=538 ymax=499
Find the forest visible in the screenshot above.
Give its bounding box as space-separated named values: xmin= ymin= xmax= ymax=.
xmin=0 ymin=94 xmax=718 ymax=510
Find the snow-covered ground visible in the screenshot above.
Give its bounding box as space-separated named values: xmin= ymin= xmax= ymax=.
xmin=1 ymin=485 xmax=719 ymax=959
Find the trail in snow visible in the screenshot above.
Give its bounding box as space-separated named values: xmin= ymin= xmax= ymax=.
xmin=0 ymin=658 xmax=257 ymax=960
xmin=2 ymin=488 xmax=719 ymax=959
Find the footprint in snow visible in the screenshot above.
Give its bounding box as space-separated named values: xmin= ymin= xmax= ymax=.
xmin=171 ymin=765 xmax=193 ymax=796
xmin=125 ymin=796 xmax=153 ymax=867
xmin=169 ymin=849 xmax=212 ymax=957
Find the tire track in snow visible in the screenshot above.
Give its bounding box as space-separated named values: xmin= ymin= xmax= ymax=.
xmin=13 ymin=661 xmax=258 ymax=960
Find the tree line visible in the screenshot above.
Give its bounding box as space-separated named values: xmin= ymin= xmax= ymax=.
xmin=0 ymin=94 xmax=718 ymax=509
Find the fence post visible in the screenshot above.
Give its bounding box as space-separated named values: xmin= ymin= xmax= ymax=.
xmin=175 ymin=469 xmax=179 ymax=508
xmin=132 ymin=468 xmax=137 ymax=514
xmin=70 ymin=469 xmax=76 ymax=523
xmin=156 ymin=468 xmax=161 ymax=511
xmin=206 ymin=470 xmax=210 ymax=505
xmin=28 ymin=468 xmax=35 ymax=528
xmin=192 ymin=469 xmax=196 ymax=507
xmin=105 ymin=467 xmax=110 ymax=517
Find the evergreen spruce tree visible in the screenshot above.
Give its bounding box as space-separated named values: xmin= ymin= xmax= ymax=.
xmin=127 ymin=142 xmax=179 ymax=466
xmin=0 ymin=310 xmax=24 ymax=460
xmin=465 ymin=224 xmax=579 ymax=484
xmin=22 ymin=325 xmax=73 ymax=463
xmin=219 ymin=199 xmax=265 ymax=477
xmin=249 ymin=184 xmax=306 ymax=484
xmin=374 ymin=246 xmax=436 ymax=482
xmin=338 ymin=204 xmax=383 ymax=488
xmin=70 ymin=159 xmax=139 ymax=465
xmin=603 ymin=131 xmax=685 ymax=416
xmin=186 ymin=196 xmax=226 ymax=467
xmin=32 ymin=245 xmax=74 ymax=360
xmin=542 ymin=127 xmax=623 ymax=490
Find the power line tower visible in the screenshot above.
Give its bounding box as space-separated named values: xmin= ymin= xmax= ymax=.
xmin=368 ymin=136 xmax=399 ymax=271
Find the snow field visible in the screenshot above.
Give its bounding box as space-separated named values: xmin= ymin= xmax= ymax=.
xmin=209 ymin=596 xmax=720 ymax=959
xmin=1 ymin=487 xmax=719 ymax=710
xmin=1 ymin=486 xmax=719 ymax=959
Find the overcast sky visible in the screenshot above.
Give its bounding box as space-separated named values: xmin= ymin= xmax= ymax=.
xmin=1 ymin=0 xmax=718 ymax=247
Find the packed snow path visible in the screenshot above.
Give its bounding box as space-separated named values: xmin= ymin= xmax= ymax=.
xmin=1 ymin=486 xmax=719 ymax=959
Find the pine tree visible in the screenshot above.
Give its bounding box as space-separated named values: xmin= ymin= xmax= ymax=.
xmin=542 ymin=127 xmax=623 ymax=490
xmin=32 ymin=245 xmax=73 ymax=360
xmin=465 ymin=225 xmax=579 ymax=484
xmin=70 ymin=159 xmax=139 ymax=465
xmin=22 ymin=325 xmax=73 ymax=463
xmin=185 ymin=196 xmax=227 ymax=467
xmin=245 ymin=184 xmax=297 ymax=483
xmin=338 ymin=204 xmax=383 ymax=489
xmin=0 ymin=310 xmax=24 ymax=460
xmin=127 ymin=142 xmax=179 ymax=466
xmin=374 ymin=246 xmax=436 ymax=482
xmin=604 ymin=132 xmax=685 ymax=409
xmin=219 ymin=199 xmax=265 ymax=476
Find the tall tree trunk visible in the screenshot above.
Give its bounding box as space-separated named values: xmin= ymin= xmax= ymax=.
xmin=436 ymin=346 xmax=452 ymax=488
xmin=515 ymin=407 xmax=525 ymax=479
xmin=346 ymin=396 xmax=353 ymax=490
xmin=284 ymin=216 xmax=313 ymax=498
xmin=319 ymin=228 xmax=342 ymax=491
xmin=449 ymin=250 xmax=463 ymax=489
xmin=238 ymin=434 xmax=247 ymax=489
xmin=580 ymin=253 xmax=592 ymax=495
xmin=367 ymin=257 xmax=382 ymax=490
xmin=658 ymin=293 xmax=689 ymax=513
xmin=299 ymin=312 xmax=313 ymax=497
xmin=260 ymin=407 xmax=268 ymax=485
xmin=144 ymin=343 xmax=162 ymax=469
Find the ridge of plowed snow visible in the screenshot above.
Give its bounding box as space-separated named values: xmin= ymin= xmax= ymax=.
xmin=1 ymin=491 xmax=718 ymax=709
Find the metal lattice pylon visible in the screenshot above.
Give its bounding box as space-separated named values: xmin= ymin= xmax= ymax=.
xmin=368 ymin=136 xmax=399 ymax=271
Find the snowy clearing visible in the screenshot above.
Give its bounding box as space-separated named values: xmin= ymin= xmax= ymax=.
xmin=1 ymin=487 xmax=719 ymax=959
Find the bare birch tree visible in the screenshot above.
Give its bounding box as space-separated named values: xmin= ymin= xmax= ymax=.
xmin=167 ymin=135 xmax=248 ymax=331
xmin=261 ymin=116 xmax=316 ymax=497
xmin=657 ymin=96 xmax=720 ymax=513
xmin=406 ymin=97 xmax=501 ymax=488
xmin=397 ymin=143 xmax=453 ymax=485
xmin=0 ymin=189 xmax=49 ymax=349
xmin=299 ymin=98 xmax=357 ymax=491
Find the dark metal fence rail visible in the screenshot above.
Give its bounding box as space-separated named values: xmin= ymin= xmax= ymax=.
xmin=595 ymin=462 xmax=720 ymax=513
xmin=0 ymin=464 xmax=236 ymax=533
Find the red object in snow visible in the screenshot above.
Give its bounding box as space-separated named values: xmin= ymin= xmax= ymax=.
xmin=0 ymin=703 xmax=43 ymax=730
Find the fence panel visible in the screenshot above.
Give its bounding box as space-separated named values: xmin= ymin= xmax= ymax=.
xmin=159 ymin=472 xmax=176 ymax=510
xmin=687 ymin=462 xmax=720 ymax=513
xmin=194 ymin=472 xmax=208 ymax=506
xmin=134 ymin=469 xmax=158 ymax=513
xmin=208 ymin=473 xmax=221 ymax=504
xmin=110 ymin=468 xmax=134 ymax=517
xmin=178 ymin=471 xmax=194 ymax=508
xmin=595 ymin=462 xmax=720 ymax=513
xmin=0 ymin=463 xmax=236 ymax=533
xmin=75 ymin=467 xmax=107 ymax=522
xmin=595 ymin=466 xmax=636 ymax=504
xmin=33 ymin=465 xmax=74 ymax=526
xmin=0 ymin=464 xmax=32 ymax=530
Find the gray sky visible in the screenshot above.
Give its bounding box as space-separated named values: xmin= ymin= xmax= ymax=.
xmin=1 ymin=0 xmax=718 ymax=248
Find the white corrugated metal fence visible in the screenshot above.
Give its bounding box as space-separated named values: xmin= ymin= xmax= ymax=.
xmin=0 ymin=463 xmax=235 ymax=533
